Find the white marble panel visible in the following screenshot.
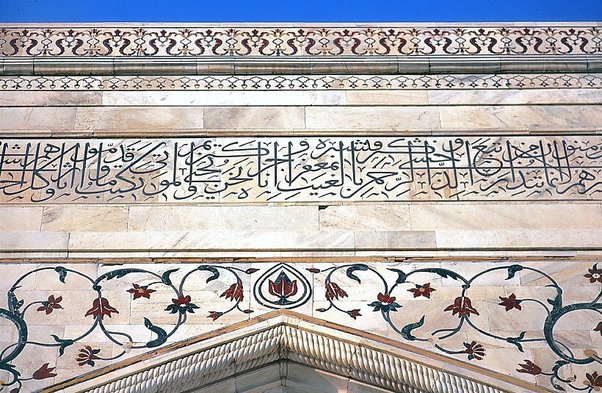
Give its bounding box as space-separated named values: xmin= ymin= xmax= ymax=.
xmin=68 ymin=230 xmax=355 ymax=251
xmin=42 ymin=206 xmax=129 ymax=232
xmin=102 ymin=91 xmax=346 ymax=106
xmin=73 ymin=107 xmax=204 ymax=131
xmin=203 ymin=107 xmax=305 ymax=129
xmin=0 ymin=107 xmax=76 ymax=132
xmin=427 ymin=89 xmax=602 ymax=105
xmin=0 ymin=91 xmax=102 ymax=106
xmin=440 ymin=105 xmax=602 ymax=131
xmin=319 ymin=205 xmax=411 ymax=231
xmin=128 ymin=205 xmax=318 ymax=232
xmin=305 ymin=106 xmax=440 ymax=131
xmin=0 ymin=207 xmax=43 ymax=231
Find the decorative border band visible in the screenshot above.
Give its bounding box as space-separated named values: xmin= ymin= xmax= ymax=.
xmin=2 ymin=73 xmax=602 ymax=91
xmin=1 ymin=26 xmax=601 ymax=57
xmin=4 ymin=260 xmax=599 ymax=392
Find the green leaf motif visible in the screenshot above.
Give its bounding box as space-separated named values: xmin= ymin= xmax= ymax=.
xmin=401 ymin=316 xmax=425 ymax=341
xmin=51 ymin=334 xmax=74 ymax=356
xmin=54 ymin=266 xmax=68 ymax=283
xmin=144 ymin=318 xmax=168 ymax=348
xmin=161 ymin=268 xmax=179 ymax=285
xmin=346 ymin=264 xmax=369 ymax=284
xmin=8 ymin=291 xmax=23 ymax=314
xmin=197 ymin=266 xmax=220 ymax=283
xmin=506 ymin=331 xmax=526 ymax=352
xmin=506 ymin=265 xmax=523 ymax=280
xmin=387 ymin=268 xmax=407 ymax=284
xmin=103 ymin=269 xmax=137 ymax=281
xmin=3 ymin=363 xmax=21 ymax=378
xmin=547 ymin=294 xmax=562 ymax=309
xmin=433 ymin=269 xmax=462 ymax=281
xmin=419 ymin=268 xmax=463 ymax=281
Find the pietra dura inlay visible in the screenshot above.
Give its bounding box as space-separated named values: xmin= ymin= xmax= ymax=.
xmin=0 ymin=261 xmax=601 ymax=392
xmin=2 ymin=26 xmax=600 ymax=57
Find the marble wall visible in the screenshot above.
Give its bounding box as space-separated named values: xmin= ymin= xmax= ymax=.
xmin=1 ymin=260 xmax=601 ymax=391
xmin=1 ymin=24 xmax=601 ymax=393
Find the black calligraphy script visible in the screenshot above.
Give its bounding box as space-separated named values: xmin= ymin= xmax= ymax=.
xmin=0 ymin=136 xmax=600 ymax=203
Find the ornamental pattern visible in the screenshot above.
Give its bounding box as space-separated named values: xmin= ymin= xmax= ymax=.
xmin=1 ymin=26 xmax=601 ymax=57
xmin=0 ymin=261 xmax=601 ymax=392
xmin=2 ymin=74 xmax=601 ymax=91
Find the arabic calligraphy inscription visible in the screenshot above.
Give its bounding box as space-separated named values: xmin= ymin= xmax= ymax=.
xmin=0 ymin=136 xmax=600 ymax=203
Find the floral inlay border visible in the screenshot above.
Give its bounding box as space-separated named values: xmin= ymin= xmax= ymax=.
xmin=0 ymin=261 xmax=600 ymax=392
xmin=315 ymin=263 xmax=602 ymax=391
xmin=1 ymin=26 xmax=600 ymax=57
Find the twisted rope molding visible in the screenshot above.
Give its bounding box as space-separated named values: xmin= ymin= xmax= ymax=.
xmin=51 ymin=313 xmax=536 ymax=393
xmin=1 ymin=26 xmax=601 ymax=57
xmin=2 ymin=73 xmax=601 ymax=91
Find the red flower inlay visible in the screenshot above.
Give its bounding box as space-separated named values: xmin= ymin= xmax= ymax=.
xmin=127 ymin=284 xmax=156 ymax=300
xmin=32 ymin=363 xmax=57 ymax=379
xmin=36 ymin=295 xmax=63 ymax=315
xmin=444 ymin=296 xmax=479 ymax=317
xmin=498 ymin=293 xmax=522 ymax=311
xmin=585 ymin=371 xmax=602 ymax=389
xmin=220 ymin=283 xmax=244 ymax=302
xmin=463 ymin=341 xmax=485 ymax=360
xmin=306 ymin=268 xmax=321 ymax=273
xmin=166 ymin=295 xmax=199 ymax=314
xmin=408 ymin=283 xmax=436 ymax=298
xmin=208 ymin=311 xmax=223 ymax=321
xmin=85 ymin=297 xmax=119 ymax=319
xmin=377 ymin=292 xmax=396 ymax=304
xmin=347 ymin=309 xmax=362 ymax=319
xmin=516 ymin=360 xmax=542 ymax=375
xmin=325 ymin=282 xmax=348 ymax=301
xmin=268 ymin=275 xmax=298 ymax=299
xmin=585 ymin=264 xmax=602 ymax=284
xmin=76 ymin=346 xmax=101 ymax=367
xmin=173 ymin=295 xmax=191 ymax=305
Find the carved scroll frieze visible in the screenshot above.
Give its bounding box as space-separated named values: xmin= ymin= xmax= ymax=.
xmin=0 ymin=136 xmax=600 ymax=203
xmin=1 ymin=26 xmax=601 ymax=57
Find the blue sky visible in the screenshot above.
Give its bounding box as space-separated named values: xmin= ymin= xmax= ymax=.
xmin=1 ymin=0 xmax=601 ymax=22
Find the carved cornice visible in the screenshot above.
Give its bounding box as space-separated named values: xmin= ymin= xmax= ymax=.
xmin=47 ymin=311 xmax=545 ymax=393
xmin=1 ymin=25 xmax=601 ymax=76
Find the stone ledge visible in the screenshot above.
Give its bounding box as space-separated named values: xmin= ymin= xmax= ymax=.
xmin=1 ymin=55 xmax=600 ymax=76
